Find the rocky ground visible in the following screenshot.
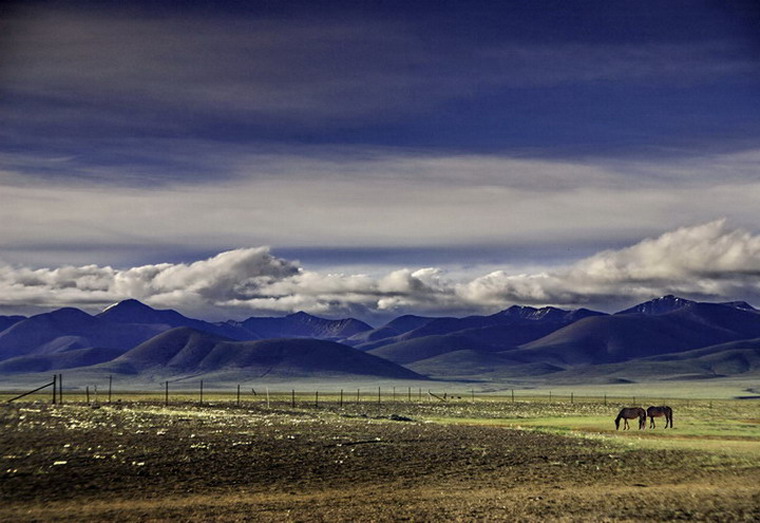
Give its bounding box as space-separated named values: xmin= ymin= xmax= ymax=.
xmin=1 ymin=401 xmax=758 ymax=521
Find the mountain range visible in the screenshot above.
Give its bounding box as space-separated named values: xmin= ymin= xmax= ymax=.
xmin=0 ymin=295 xmax=758 ymax=383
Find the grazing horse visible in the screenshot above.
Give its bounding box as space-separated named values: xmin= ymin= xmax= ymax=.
xmin=615 ymin=407 xmax=646 ymax=430
xmin=647 ymin=406 xmax=673 ymax=429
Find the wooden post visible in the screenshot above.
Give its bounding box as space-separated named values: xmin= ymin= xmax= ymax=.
xmin=86 ymin=386 xmax=90 ymax=404
xmin=408 ymin=387 xmax=412 ymax=402
xmin=291 ymin=389 xmax=295 ymax=408
xmin=237 ymin=384 xmax=241 ymax=407
xmin=511 ymin=389 xmax=515 ymax=403
xmin=604 ymin=394 xmax=607 ymax=406
xmin=52 ymin=375 xmax=57 ymax=404
xmin=549 ymin=391 xmax=552 ymax=403
xmin=633 ymin=396 xmax=636 ymax=405
xmin=570 ymin=392 xmax=574 ymax=404
xmin=59 ymin=373 xmax=63 ymax=405
xmin=377 ymin=386 xmax=381 ymax=405
xmin=471 ymin=389 xmax=475 ymax=402
xmin=108 ymin=375 xmax=113 ymax=403
xmin=419 ymin=388 xmax=422 ymax=401
xmin=340 ymin=389 xmax=344 ymax=407
xmin=356 ymin=388 xmax=360 ymax=402
xmin=165 ymin=381 xmax=169 ymax=406
xmin=266 ymin=387 xmax=270 ymax=408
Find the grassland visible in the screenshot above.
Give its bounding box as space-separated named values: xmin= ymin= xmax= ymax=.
xmin=1 ymin=388 xmax=759 ymax=521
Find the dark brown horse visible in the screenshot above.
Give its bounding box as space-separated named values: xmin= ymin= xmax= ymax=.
xmin=615 ymin=407 xmax=646 ymax=430
xmin=647 ymin=406 xmax=673 ymax=428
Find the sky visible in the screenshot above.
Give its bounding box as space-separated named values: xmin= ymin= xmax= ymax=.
xmin=2 ymin=0 xmax=760 ymax=323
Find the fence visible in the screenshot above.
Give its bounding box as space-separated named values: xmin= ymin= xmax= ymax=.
xmin=1 ymin=374 xmax=716 ymax=409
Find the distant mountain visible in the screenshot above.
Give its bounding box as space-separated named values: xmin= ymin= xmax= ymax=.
xmin=0 ymin=315 xmax=26 ymax=333
xmin=407 ymin=350 xmax=563 ymax=380
xmin=719 ymin=301 xmax=757 ymax=312
xmin=0 ymin=347 xmax=124 ymax=373
xmin=494 ymin=305 xmax=603 ymax=323
xmin=359 ymin=305 xmax=604 ymax=358
xmin=0 ymin=308 xmax=166 ymax=362
xmin=643 ymin=337 xmax=760 ymax=376
xmin=537 ymin=338 xmax=760 ymax=384
xmin=511 ymin=298 xmax=760 ymax=366
xmin=345 ymin=315 xmax=437 ymax=347
xmin=1 ymin=296 xmax=759 ymax=384
xmin=98 ymin=299 xmax=253 ymax=340
xmin=100 ymin=327 xmax=424 ymax=379
xmin=229 ymin=311 xmax=373 ymax=341
xmin=616 ymin=295 xmax=695 ymax=315
xmin=368 ymin=334 xmax=490 ymax=365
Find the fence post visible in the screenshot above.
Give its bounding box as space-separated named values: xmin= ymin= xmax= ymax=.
xmin=52 ymin=375 xmax=57 ymax=404
xmin=86 ymin=386 xmax=90 ymax=405
xmin=570 ymin=392 xmax=574 ymax=404
xmin=291 ymin=389 xmax=295 ymax=408
xmin=377 ymin=386 xmax=381 ymax=406
xmin=511 ymin=389 xmax=515 ymax=403
xmin=548 ymin=391 xmax=551 ymax=403
xmin=108 ymin=375 xmax=113 ymax=403
xmin=315 ymin=391 xmax=319 ymax=408
xmin=340 ymin=389 xmax=343 ymax=407
xmin=604 ymin=394 xmax=607 ymax=406
xmin=408 ymin=387 xmax=412 ymax=402
xmin=165 ymin=381 xmax=169 ymax=406
xmin=59 ymin=373 xmax=63 ymax=405
xmin=356 ymin=388 xmax=360 ymax=403
xmin=237 ymin=384 xmax=241 ymax=407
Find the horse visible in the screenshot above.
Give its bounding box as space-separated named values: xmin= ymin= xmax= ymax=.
xmin=646 ymin=406 xmax=673 ymax=429
xmin=615 ymin=407 xmax=646 ymax=430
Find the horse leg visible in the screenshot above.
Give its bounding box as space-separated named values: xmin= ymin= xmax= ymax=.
xmin=649 ymin=416 xmax=655 ymax=429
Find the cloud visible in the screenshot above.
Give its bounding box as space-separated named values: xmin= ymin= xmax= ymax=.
xmin=460 ymin=220 xmax=760 ymax=310
xmin=1 ymin=221 xmax=759 ymax=320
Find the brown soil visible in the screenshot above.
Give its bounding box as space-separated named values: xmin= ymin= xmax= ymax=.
xmin=1 ymin=402 xmax=758 ymax=521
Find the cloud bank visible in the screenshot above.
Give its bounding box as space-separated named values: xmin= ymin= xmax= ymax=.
xmin=1 ymin=221 xmax=758 ymax=321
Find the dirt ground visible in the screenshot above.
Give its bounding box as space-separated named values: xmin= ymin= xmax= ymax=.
xmin=1 ymin=401 xmax=758 ymax=521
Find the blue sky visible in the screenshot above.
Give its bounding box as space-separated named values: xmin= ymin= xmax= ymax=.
xmin=2 ymin=1 xmax=760 ymax=320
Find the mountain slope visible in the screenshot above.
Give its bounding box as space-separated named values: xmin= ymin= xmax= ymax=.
xmin=511 ymin=299 xmax=760 ymax=366
xmin=0 ymin=308 xmax=165 ymax=362
xmin=232 ymin=311 xmax=373 ymax=341
xmin=100 ymin=327 xmax=424 ymax=379
xmin=0 ymin=347 xmax=124 ymax=373
xmin=0 ymin=315 xmax=25 ymax=333
xmin=98 ymin=299 xmax=253 ymax=340
xmin=356 ymin=306 xmax=603 ymax=352
xmin=345 ymin=315 xmax=436 ymax=347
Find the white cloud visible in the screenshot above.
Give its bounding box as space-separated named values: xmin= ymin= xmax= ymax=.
xmin=460 ymin=220 xmax=760 ymax=310
xmin=1 ymin=221 xmax=759 ymax=320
